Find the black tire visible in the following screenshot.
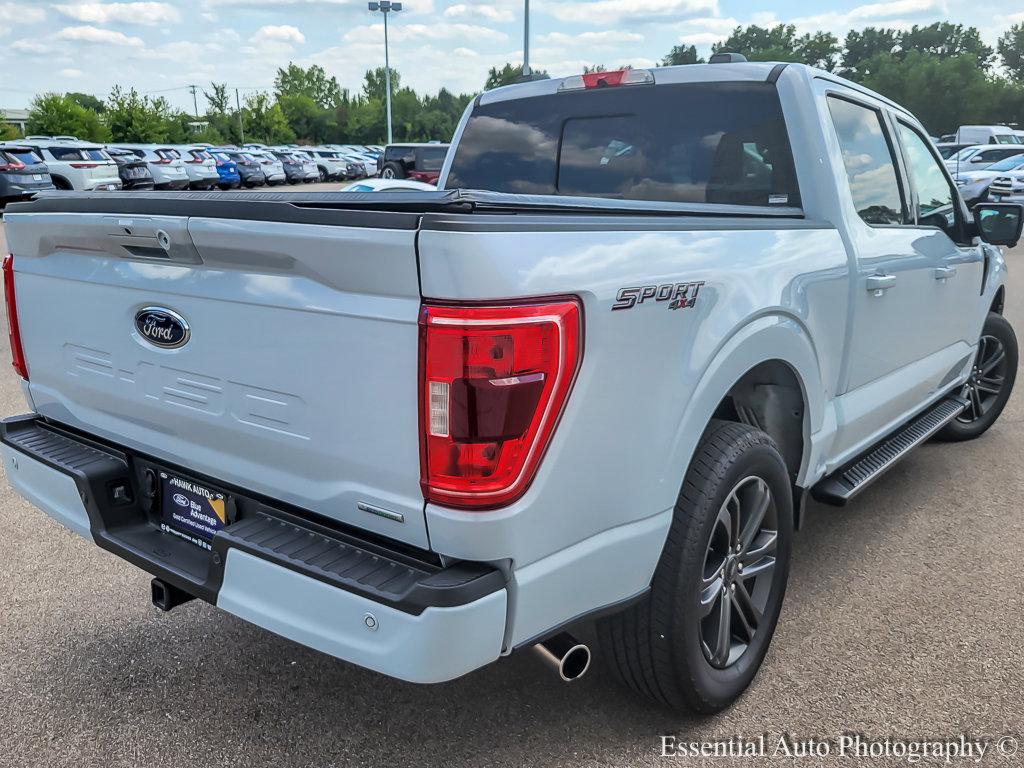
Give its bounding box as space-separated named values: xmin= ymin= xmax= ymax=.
xmin=51 ymin=176 xmax=72 ymax=191
xmin=318 ymin=166 xmax=328 ymax=182
xmin=936 ymin=312 xmax=1017 ymax=442
xmin=597 ymin=420 xmax=793 ymax=713
xmin=381 ymin=162 xmax=405 ymax=180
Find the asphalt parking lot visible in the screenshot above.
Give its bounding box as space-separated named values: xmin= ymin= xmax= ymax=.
xmin=0 ymin=209 xmax=1021 ymax=768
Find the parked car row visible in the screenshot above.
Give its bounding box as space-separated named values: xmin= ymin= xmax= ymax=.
xmin=944 ymin=144 xmax=1024 ymax=206
xmin=0 ymin=138 xmax=399 ymax=202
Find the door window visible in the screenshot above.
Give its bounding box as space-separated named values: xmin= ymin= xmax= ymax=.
xmin=827 ymin=96 xmax=904 ymax=225
xmin=896 ymin=123 xmax=958 ymax=238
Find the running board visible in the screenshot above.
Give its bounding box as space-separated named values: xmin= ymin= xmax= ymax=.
xmin=812 ymin=396 xmax=968 ymax=506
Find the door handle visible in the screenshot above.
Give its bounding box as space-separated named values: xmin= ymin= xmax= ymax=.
xmin=934 ymin=265 xmax=957 ymax=280
xmin=865 ymin=274 xmax=896 ymax=294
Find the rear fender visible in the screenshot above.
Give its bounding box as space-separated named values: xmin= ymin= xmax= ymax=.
xmin=663 ymin=313 xmax=825 ymax=493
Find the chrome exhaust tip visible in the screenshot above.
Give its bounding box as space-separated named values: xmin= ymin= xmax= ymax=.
xmin=532 ymin=632 xmax=591 ymax=682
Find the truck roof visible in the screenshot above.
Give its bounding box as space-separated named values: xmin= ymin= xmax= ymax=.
xmin=479 ymin=61 xmax=913 ymax=119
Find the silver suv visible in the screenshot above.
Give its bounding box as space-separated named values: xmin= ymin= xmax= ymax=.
xmin=18 ymin=139 xmax=121 ymax=191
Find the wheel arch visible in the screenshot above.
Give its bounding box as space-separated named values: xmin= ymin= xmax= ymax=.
xmin=664 ymin=314 xmax=824 ymax=515
xmin=991 ymin=285 xmax=1005 ymax=315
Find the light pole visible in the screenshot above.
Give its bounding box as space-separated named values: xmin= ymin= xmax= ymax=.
xmin=523 ymin=0 xmax=530 ymax=76
xmin=368 ymin=0 xmax=402 ymax=144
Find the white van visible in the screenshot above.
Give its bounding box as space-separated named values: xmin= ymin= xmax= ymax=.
xmin=954 ymin=125 xmax=1022 ymax=145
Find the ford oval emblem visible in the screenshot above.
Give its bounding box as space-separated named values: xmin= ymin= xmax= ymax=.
xmin=135 ymin=307 xmax=190 ymax=349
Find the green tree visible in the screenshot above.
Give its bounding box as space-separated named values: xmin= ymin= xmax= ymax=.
xmin=241 ymin=92 xmax=295 ymax=144
xmin=485 ymin=63 xmax=522 ymax=90
xmin=797 ymin=31 xmax=841 ymax=71
xmin=278 ymin=92 xmax=337 ymax=143
xmin=202 ymin=82 xmax=240 ymax=144
xmin=105 ymin=86 xmax=176 ymax=142
xmin=899 ymin=23 xmax=994 ymax=70
xmin=661 ymin=44 xmax=704 ymax=66
xmin=858 ymin=51 xmax=994 ymax=134
xmin=998 ymin=23 xmax=1024 ymax=83
xmin=0 ymin=123 xmax=20 ymax=140
xmin=25 ymin=93 xmax=109 ymax=141
xmin=204 ymin=82 xmax=232 ymax=114
xmin=274 ymin=63 xmax=343 ymax=109
xmin=842 ymin=27 xmax=900 ymax=78
xmin=363 ymin=67 xmax=401 ymax=101
xmin=67 ymin=92 xmax=106 ymax=114
xmin=714 ymin=24 xmax=839 ymax=70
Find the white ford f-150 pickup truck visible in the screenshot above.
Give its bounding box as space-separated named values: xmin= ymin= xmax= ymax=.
xmin=2 ymin=59 xmax=1021 ymax=713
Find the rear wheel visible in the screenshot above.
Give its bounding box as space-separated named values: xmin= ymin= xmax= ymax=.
xmin=381 ymin=162 xmax=404 ymax=180
xmin=597 ymin=420 xmax=792 ymax=713
xmin=937 ymin=312 xmax=1017 ymax=442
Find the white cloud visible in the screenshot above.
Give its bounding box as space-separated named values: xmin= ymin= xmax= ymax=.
xmin=58 ymin=68 xmax=84 ymax=77
xmin=205 ymin=0 xmax=434 ymax=10
xmin=444 ymin=3 xmax=515 ymax=22
xmin=55 ymin=25 xmax=145 ymax=45
xmin=343 ymin=21 xmax=508 ymax=44
xmin=791 ymin=0 xmax=946 ymax=34
xmin=0 ymin=2 xmax=45 ymax=23
xmin=676 ymin=16 xmax=740 ymax=33
xmin=250 ymin=24 xmax=306 ymax=45
xmin=677 ymin=31 xmax=723 ymax=45
xmin=10 ymin=39 xmax=54 ymax=54
xmin=539 ymin=0 xmax=718 ymax=25
xmin=54 ymin=2 xmax=181 ymax=26
xmin=538 ymin=30 xmax=644 ymax=46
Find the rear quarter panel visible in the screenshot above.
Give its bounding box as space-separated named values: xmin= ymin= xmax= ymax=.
xmin=418 ymin=216 xmax=850 ymax=573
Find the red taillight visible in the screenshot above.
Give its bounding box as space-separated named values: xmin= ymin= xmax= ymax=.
xmin=69 ymin=162 xmax=99 ymax=169
xmin=153 ymin=158 xmax=171 ymax=165
xmin=0 ymin=158 xmax=25 ymax=172
xmin=419 ymin=298 xmax=582 ymax=509
xmin=3 ymin=255 xmax=28 ymax=380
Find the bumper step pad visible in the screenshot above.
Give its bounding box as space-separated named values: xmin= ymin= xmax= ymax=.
xmin=1 ymin=415 xmax=503 ymax=613
xmin=812 ymin=396 xmax=967 ymax=506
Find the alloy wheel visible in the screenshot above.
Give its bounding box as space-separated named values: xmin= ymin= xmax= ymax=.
xmin=699 ymin=476 xmax=779 ymax=669
xmin=959 ymin=334 xmax=1008 ymax=423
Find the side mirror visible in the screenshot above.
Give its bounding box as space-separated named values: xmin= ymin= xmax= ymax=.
xmin=973 ymin=203 xmax=1024 ymax=247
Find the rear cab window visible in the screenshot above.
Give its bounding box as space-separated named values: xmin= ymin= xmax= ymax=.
xmin=445 ymin=82 xmax=801 ymax=207
xmin=415 ymin=146 xmax=448 ymax=171
xmin=4 ymin=149 xmax=43 ymax=165
xmin=47 ymin=147 xmax=90 ymax=161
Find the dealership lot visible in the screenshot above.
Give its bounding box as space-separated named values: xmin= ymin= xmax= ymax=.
xmin=0 ymin=212 xmax=1021 ymax=767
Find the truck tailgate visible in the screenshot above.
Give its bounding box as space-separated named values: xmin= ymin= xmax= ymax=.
xmin=5 ymin=205 xmax=429 ymax=548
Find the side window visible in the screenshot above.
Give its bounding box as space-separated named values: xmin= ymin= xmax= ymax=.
xmin=827 ymin=96 xmax=904 ymax=225
xmin=896 ymin=123 xmax=957 ymax=237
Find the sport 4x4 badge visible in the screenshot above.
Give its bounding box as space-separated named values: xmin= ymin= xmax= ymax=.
xmin=612 ymin=281 xmax=705 ymax=312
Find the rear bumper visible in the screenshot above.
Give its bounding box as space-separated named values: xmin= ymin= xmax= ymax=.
xmin=1 ymin=415 xmax=508 ymax=683
xmin=154 ymin=179 xmax=190 ymax=190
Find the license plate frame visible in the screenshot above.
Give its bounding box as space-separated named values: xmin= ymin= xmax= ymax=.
xmin=159 ymin=472 xmax=231 ymax=550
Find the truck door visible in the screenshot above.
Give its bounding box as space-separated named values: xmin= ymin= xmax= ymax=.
xmin=891 ymin=120 xmax=986 ymax=352
xmin=826 ymin=95 xmax=971 ymax=452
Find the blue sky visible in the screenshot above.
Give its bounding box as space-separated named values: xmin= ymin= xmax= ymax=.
xmin=1 ymin=1 xmax=1021 ymax=112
